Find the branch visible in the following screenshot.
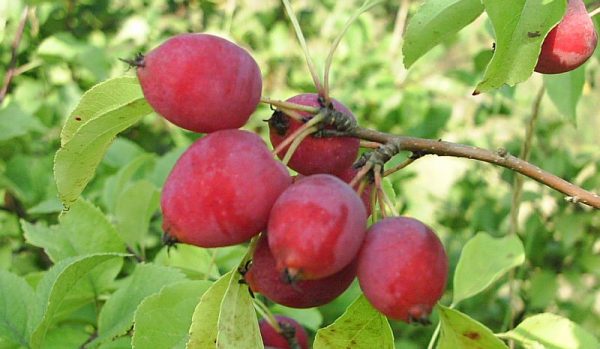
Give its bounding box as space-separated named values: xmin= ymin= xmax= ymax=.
xmin=264 ymin=99 xmax=600 ymax=209
xmin=0 ymin=6 xmax=30 ymax=105
xmin=347 ymin=127 xmax=600 ymax=209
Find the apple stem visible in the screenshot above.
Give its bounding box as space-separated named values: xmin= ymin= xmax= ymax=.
xmin=323 ymin=0 xmax=383 ymax=102
xmin=277 ymin=107 xmax=305 ymax=122
xmin=360 ymin=140 xmax=382 ymax=149
xmin=373 ymin=165 xmax=388 ymax=218
xmin=272 ymin=113 xmax=324 ymax=156
xmin=253 ymin=299 xmax=281 ymax=332
xmin=281 ymin=126 xmax=318 ymax=166
xmin=261 ymin=97 xmax=320 ymax=114
xmin=426 ymin=323 xmax=441 ymax=349
xmin=383 ymin=156 xmax=419 ymax=176
xmin=280 ymin=0 xmax=324 ymax=95
xmin=349 ymin=161 xmax=373 ymax=188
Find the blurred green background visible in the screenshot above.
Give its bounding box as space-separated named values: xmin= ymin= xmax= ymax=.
xmin=1 ymin=0 xmax=599 ymax=347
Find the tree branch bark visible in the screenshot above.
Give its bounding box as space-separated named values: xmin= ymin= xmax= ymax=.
xmin=349 ymin=127 xmax=600 ymax=209
xmin=0 ymin=6 xmax=30 ymax=105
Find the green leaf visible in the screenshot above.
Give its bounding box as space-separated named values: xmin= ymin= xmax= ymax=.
xmin=43 ymin=324 xmax=90 ymax=349
xmin=187 ymin=271 xmax=233 ymax=349
xmin=92 ymin=263 xmax=187 ymax=347
xmin=132 ymin=280 xmax=213 ymax=349
xmin=149 ymin=147 xmax=186 ymax=187
xmin=37 ymin=32 xmax=86 ymax=61
xmin=0 ymin=101 xmax=46 ymax=141
xmin=22 ymin=200 xmax=125 ymax=307
xmin=0 ymin=270 xmax=35 ymax=347
xmin=403 ymin=0 xmax=484 ymax=68
xmin=529 ymin=270 xmax=558 ymax=310
xmin=453 ymin=233 xmax=525 ymax=305
xmin=27 ymin=197 xmax=63 ymax=215
xmin=438 ymin=305 xmax=508 ymax=349
xmin=54 ymin=76 xmax=152 ymax=207
xmin=500 ymin=313 xmax=600 ymax=349
xmin=103 ymin=137 xmax=146 ymax=169
xmin=216 ymin=270 xmax=263 ymax=349
xmin=22 ymin=199 xmax=126 ymax=262
xmin=96 ymin=337 xmax=132 ymax=349
xmin=313 ymin=295 xmax=394 ymax=349
xmin=154 ymin=245 xmax=220 ymax=280
xmin=474 ymin=0 xmax=566 ymax=94
xmin=543 ymin=66 xmax=585 ymax=125
xmin=114 ymin=180 xmax=159 ymax=253
xmin=29 ymin=253 xmax=127 ymax=349
xmin=102 ymin=154 xmax=154 ymax=213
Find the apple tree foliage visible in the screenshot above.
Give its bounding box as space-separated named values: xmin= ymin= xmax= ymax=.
xmin=0 ymin=0 xmax=599 ymax=348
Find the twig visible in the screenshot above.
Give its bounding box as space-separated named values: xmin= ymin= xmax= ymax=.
xmin=323 ymin=0 xmax=383 ymax=102
xmin=383 ymin=156 xmax=418 ymax=176
xmin=0 ymin=6 xmax=30 ymax=105
xmin=348 ymin=127 xmax=600 ymax=209
xmin=589 ymin=5 xmax=600 ymax=17
xmin=503 ymin=86 xmax=544 ymax=341
xmin=261 ymin=97 xmax=320 ymax=113
xmin=281 ymin=0 xmax=324 ymax=94
xmin=79 ymin=329 xmax=98 ymax=349
xmin=389 ymin=0 xmax=410 ymax=57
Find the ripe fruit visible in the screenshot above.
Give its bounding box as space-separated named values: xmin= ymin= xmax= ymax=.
xmin=245 ymin=235 xmax=357 ymax=308
xmin=535 ymin=0 xmax=598 ymax=74
xmin=267 ymin=174 xmax=367 ymax=280
xmin=269 ymin=93 xmax=360 ymax=175
xmin=136 ymin=33 xmax=262 ymax=133
xmin=161 ymin=129 xmax=291 ymax=247
xmin=259 ymin=316 xmax=309 ymax=349
xmin=357 ymin=217 xmax=448 ymax=323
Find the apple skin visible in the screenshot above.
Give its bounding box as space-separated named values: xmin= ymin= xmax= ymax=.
xmin=161 ymin=129 xmax=291 ymax=247
xmin=137 ymin=33 xmax=262 ymax=132
xmin=269 ymin=93 xmax=360 ymax=176
xmin=357 ymin=217 xmax=448 ymax=323
xmin=259 ymin=316 xmax=309 ymax=349
xmin=535 ymin=0 xmax=598 ymax=74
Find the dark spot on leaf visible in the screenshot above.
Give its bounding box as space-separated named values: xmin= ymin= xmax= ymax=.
xmin=75 ymin=116 xmax=82 ymax=121
xmin=528 ymin=31 xmax=541 ymax=38
xmin=463 ymin=331 xmax=481 ymax=340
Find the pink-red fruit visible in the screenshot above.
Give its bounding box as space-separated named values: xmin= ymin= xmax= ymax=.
xmin=535 ymin=0 xmax=598 ymax=74
xmin=137 ymin=33 xmax=262 ymax=132
xmin=267 ymin=174 xmax=367 ymax=280
xmin=269 ymin=93 xmax=360 ymax=175
xmin=335 ymin=166 xmax=373 ymax=216
xmin=259 ymin=316 xmax=309 ymax=349
xmin=245 ymin=235 xmax=357 ymax=308
xmin=161 ymin=129 xmax=291 ymax=247
xmin=357 ymin=217 xmax=448 ymax=323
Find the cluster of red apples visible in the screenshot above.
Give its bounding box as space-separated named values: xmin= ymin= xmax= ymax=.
xmin=132 ymin=32 xmax=448 ymax=345
xmin=131 ymin=3 xmax=597 ymax=344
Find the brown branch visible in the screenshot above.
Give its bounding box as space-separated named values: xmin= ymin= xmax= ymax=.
xmin=348 ymin=127 xmax=600 ymax=209
xmin=265 ymin=100 xmax=600 ymax=209
xmin=0 ymin=6 xmax=30 ymax=105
